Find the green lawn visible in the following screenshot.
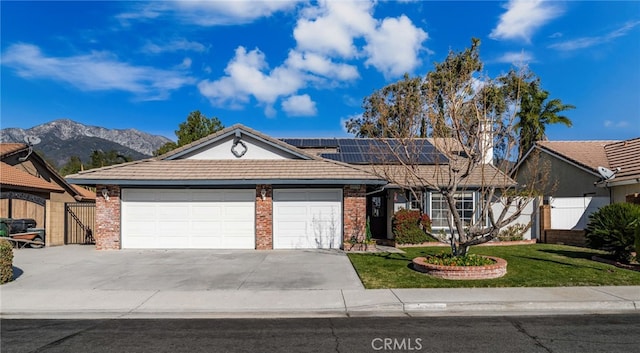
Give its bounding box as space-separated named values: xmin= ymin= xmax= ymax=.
xmin=347 ymin=244 xmax=640 ymax=288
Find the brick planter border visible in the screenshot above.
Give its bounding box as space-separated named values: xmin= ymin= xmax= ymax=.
xmin=412 ymin=256 xmax=507 ymax=280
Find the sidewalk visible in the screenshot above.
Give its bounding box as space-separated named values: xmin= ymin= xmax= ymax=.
xmin=2 ymin=286 xmax=639 ymax=319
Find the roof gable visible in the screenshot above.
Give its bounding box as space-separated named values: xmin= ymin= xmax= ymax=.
xmin=0 ymin=143 xmax=92 ymax=200
xmin=161 ymin=124 xmax=317 ymax=161
xmin=534 ymin=140 xmax=617 ymax=175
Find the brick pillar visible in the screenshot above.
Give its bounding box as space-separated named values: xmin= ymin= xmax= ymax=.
xmin=343 ymin=185 xmax=366 ymax=245
xmin=95 ymin=185 xmax=121 ymax=250
xmin=255 ymin=184 xmax=273 ymax=250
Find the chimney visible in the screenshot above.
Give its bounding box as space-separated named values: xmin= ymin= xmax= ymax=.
xmin=479 ymin=119 xmax=493 ymax=164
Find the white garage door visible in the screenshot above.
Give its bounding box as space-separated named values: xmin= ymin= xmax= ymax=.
xmin=121 ymin=189 xmax=255 ymax=249
xmin=273 ymin=189 xmax=342 ymax=249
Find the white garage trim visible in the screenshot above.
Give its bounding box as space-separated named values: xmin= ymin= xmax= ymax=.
xmin=273 ymin=189 xmax=343 ymax=249
xmin=121 ymin=189 xmax=255 ymax=249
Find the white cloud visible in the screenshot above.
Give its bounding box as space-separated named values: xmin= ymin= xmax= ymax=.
xmin=490 ymin=0 xmax=563 ymax=42
xmin=141 ymin=39 xmax=207 ymax=54
xmin=549 ymin=21 xmax=640 ymax=51
xmin=294 ymin=0 xmax=376 ymax=58
xmin=197 ymin=46 xmax=305 ymax=109
xmin=494 ymin=50 xmax=535 ymax=64
xmin=178 ymin=57 xmax=192 ymax=69
xmin=286 ymin=50 xmax=359 ymax=81
xmin=604 ymin=120 xmax=631 ymax=128
xmin=1 ymin=43 xmax=194 ymax=100
xmin=363 ymin=15 xmax=427 ymax=79
xmin=119 ymin=0 xmax=301 ymax=27
xmin=198 ymin=0 xmax=428 ymax=114
xmin=282 ymin=94 xmax=317 ymax=116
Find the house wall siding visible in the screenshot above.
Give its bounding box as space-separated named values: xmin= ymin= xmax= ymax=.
xmin=517 ymin=152 xmax=608 ymax=198
xmin=343 ymin=185 xmax=366 ymax=244
xmin=95 ymin=184 xmax=121 ymax=250
xmin=255 ymin=184 xmax=273 ymax=250
xmin=612 ymin=184 xmax=640 ymax=203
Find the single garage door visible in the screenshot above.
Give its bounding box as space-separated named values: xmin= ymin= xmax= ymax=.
xmin=121 ymin=189 xmax=255 ymax=249
xmin=273 ymin=189 xmax=342 ymax=249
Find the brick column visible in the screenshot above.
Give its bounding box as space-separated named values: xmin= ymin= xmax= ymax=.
xmin=343 ymin=185 xmax=366 ymax=245
xmin=255 ymin=184 xmax=273 ymax=250
xmin=95 ymin=184 xmax=121 ymax=250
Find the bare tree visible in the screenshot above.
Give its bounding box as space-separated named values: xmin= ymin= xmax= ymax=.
xmin=361 ymin=39 xmax=550 ymax=256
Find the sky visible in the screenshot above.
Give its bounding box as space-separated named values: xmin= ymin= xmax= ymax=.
xmin=1 ymin=0 xmax=639 ymax=141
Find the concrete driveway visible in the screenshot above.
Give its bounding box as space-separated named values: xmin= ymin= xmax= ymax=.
xmin=4 ymin=245 xmax=364 ymax=291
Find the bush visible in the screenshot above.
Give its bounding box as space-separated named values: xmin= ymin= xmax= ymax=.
xmin=0 ymin=239 xmax=13 ymax=284
xmin=423 ymin=252 xmax=495 ymax=266
xmin=497 ymin=223 xmax=527 ymax=242
xmin=585 ymin=203 xmax=640 ymax=263
xmin=392 ymin=209 xmax=432 ymax=244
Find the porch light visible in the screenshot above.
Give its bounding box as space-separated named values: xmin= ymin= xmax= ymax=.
xmin=101 ymin=188 xmax=110 ymax=201
xmin=261 ymin=188 xmax=267 ymax=201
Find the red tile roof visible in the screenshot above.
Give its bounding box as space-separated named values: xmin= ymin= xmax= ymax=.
xmin=0 ymin=162 xmax=64 ymax=192
xmin=0 ymin=143 xmax=27 ymax=157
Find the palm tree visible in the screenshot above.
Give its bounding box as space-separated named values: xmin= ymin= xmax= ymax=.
xmin=516 ymin=81 xmax=575 ymax=160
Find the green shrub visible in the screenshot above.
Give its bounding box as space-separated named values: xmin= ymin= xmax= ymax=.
xmin=585 ymin=203 xmax=640 ymax=263
xmin=0 ymin=239 xmax=13 ymax=284
xmin=423 ymin=252 xmax=495 ymax=266
xmin=392 ymin=209 xmax=432 ymax=244
xmin=497 ymin=223 xmax=527 ymax=242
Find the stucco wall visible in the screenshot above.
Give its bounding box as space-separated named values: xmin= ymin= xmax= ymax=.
xmin=517 ymin=151 xmax=608 ymax=198
xmin=612 ymin=184 xmax=640 ymax=203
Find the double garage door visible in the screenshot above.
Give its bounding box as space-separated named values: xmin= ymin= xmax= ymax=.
xmin=121 ymin=188 xmax=342 ymax=249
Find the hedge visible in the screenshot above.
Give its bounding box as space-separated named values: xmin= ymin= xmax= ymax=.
xmin=0 ymin=239 xmax=13 ymax=284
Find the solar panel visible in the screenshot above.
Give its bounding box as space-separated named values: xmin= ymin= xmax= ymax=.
xmin=320 ymin=139 xmax=339 ymax=147
xmin=339 ymin=145 xmax=361 ymax=153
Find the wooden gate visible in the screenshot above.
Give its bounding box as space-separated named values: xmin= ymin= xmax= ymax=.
xmin=0 ymin=191 xmax=46 ymax=227
xmin=65 ymin=202 xmax=95 ymax=244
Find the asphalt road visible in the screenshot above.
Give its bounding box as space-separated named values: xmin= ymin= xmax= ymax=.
xmin=2 ymin=314 xmax=639 ymax=353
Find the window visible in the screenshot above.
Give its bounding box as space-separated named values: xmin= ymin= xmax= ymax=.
xmin=409 ymin=192 xmax=423 ymax=210
xmin=430 ymin=192 xmax=476 ymax=229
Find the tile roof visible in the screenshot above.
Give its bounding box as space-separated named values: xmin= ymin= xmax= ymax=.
xmin=72 ymin=185 xmax=97 ymax=200
xmin=65 ymin=159 xmax=385 ymax=184
xmin=0 ymin=143 xmax=27 ymax=157
xmin=0 ymin=162 xmax=64 ymax=192
xmin=604 ymin=137 xmax=640 ymax=183
xmin=360 ymin=163 xmax=515 ymax=188
xmin=536 ymin=140 xmax=617 ymax=173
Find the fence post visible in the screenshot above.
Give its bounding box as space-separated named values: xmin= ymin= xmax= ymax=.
xmin=539 ymin=204 xmax=551 ymax=243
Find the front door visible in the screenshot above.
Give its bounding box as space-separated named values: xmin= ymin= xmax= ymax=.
xmin=366 ymin=191 xmax=387 ymax=239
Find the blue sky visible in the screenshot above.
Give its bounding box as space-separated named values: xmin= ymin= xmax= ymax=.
xmin=1 ymin=0 xmax=639 ymax=141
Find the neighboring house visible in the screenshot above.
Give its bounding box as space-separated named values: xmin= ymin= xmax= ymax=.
xmin=515 ymin=138 xmax=640 ymax=237
xmin=66 ymin=124 xmax=519 ymax=250
xmin=1 ymin=143 xmax=96 ymax=246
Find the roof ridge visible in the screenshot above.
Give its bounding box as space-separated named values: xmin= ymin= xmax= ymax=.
xmin=66 ymin=158 xmax=153 ymax=177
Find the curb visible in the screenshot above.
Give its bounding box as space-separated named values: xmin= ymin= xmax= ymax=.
xmin=2 ymin=300 xmax=637 ymax=319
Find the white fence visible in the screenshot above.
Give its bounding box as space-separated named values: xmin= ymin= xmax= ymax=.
xmin=549 ymin=197 xmax=609 ymax=230
xmin=491 ymin=197 xmax=536 ymax=240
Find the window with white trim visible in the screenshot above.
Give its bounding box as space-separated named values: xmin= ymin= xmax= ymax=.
xmin=430 ymin=192 xmax=476 ymax=229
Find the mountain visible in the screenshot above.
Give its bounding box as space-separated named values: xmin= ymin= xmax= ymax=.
xmin=1 ymin=119 xmax=172 ymax=167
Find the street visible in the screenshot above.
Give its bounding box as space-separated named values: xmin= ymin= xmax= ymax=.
xmin=2 ymin=314 xmax=639 ymax=353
